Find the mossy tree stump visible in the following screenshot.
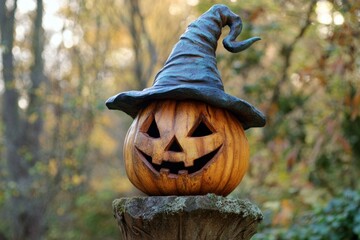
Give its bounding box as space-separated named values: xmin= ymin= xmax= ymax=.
xmin=113 ymin=194 xmax=263 ymax=240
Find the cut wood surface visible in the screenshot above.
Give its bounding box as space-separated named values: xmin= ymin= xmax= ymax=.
xmin=113 ymin=194 xmax=263 ymax=240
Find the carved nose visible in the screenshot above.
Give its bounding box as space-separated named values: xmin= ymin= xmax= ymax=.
xmin=165 ymin=136 xmax=183 ymax=152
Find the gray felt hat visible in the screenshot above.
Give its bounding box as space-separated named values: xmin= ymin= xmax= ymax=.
xmin=106 ymin=4 xmax=266 ymax=130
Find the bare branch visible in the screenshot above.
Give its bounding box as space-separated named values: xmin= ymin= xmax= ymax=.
xmin=125 ymin=0 xmax=157 ymax=89
xmin=265 ymin=0 xmax=317 ymax=118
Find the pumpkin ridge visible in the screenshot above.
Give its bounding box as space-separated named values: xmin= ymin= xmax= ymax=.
xmin=133 ymin=149 xmax=162 ymax=195
xmin=124 ymin=121 xmax=144 ymax=189
xmin=225 ymin=112 xmax=249 ymax=195
xmin=218 ymin=117 xmax=240 ymax=195
xmin=212 ymin=114 xmax=233 ymax=194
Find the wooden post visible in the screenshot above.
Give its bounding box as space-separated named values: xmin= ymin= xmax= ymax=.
xmin=113 ymin=194 xmax=263 ymax=240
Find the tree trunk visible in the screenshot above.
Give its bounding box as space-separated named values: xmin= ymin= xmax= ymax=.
xmin=0 ymin=0 xmax=46 ymax=239
xmin=27 ymin=0 xmax=45 ymax=163
xmin=113 ymin=194 xmax=263 ymax=240
xmin=125 ymin=0 xmax=157 ymax=89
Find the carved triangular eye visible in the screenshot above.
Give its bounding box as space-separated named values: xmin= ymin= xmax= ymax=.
xmin=146 ymin=117 xmax=160 ymax=138
xmin=188 ymin=117 xmax=214 ymax=137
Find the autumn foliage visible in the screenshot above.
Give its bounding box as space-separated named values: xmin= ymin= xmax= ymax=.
xmin=0 ymin=0 xmax=359 ymax=239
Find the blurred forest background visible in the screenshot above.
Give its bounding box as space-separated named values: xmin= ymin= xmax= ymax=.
xmin=0 ymin=0 xmax=359 ymax=239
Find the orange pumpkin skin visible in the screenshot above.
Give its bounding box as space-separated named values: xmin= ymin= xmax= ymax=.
xmin=123 ymin=100 xmax=249 ymax=196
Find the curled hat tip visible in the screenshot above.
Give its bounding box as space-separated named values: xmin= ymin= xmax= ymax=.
xmin=223 ymin=36 xmax=261 ymax=53
xmin=251 ymin=36 xmax=262 ymax=42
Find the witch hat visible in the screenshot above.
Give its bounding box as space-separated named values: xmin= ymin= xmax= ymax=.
xmin=106 ymin=4 xmax=266 ymax=130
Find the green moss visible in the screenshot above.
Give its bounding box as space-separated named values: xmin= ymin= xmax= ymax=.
xmin=112 ymin=194 xmax=263 ymax=221
xmin=112 ymin=199 xmax=126 ymax=214
xmin=213 ymin=195 xmax=262 ymax=218
xmin=163 ymin=196 xmax=186 ymax=214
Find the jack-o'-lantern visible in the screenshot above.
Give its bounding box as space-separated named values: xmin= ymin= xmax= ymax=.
xmin=106 ymin=4 xmax=266 ymax=196
xmin=123 ymin=100 xmax=249 ymax=196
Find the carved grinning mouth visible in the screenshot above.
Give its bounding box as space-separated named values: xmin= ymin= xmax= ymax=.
xmin=136 ymin=145 xmax=222 ymax=176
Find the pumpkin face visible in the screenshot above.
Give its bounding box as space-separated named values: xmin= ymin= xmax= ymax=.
xmin=123 ymin=100 xmax=249 ymax=196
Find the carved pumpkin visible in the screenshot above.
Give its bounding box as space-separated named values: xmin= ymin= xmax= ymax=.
xmin=123 ymin=100 xmax=249 ymax=196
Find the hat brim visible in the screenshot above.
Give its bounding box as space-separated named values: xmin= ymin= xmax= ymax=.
xmin=106 ymin=85 xmax=266 ymax=130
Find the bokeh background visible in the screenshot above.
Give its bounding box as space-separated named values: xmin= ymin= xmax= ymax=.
xmin=0 ymin=0 xmax=359 ymax=239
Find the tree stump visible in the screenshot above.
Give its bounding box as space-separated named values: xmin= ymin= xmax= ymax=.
xmin=113 ymin=193 xmax=263 ymax=240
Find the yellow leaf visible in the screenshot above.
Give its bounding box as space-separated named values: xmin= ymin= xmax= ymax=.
xmin=72 ymin=174 xmax=85 ymax=186
xmin=48 ymin=159 xmax=58 ymax=176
